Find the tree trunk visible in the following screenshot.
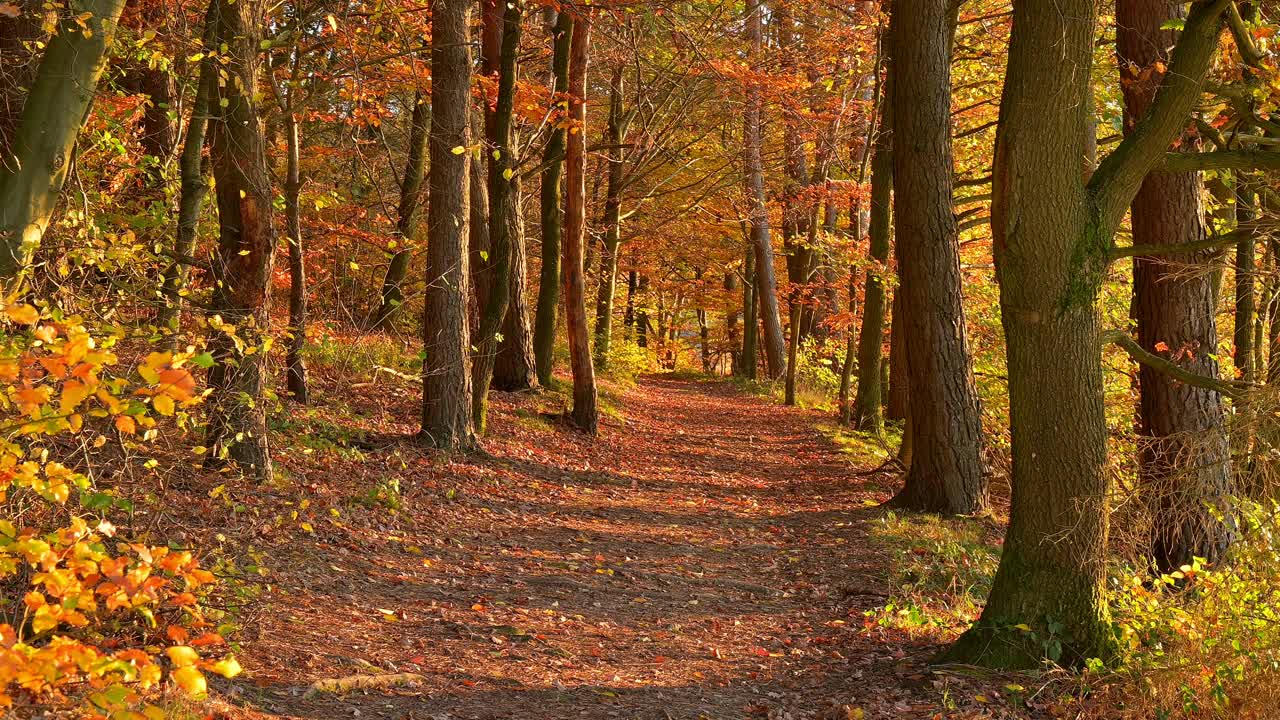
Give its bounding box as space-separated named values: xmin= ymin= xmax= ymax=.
xmin=494 ymin=174 xmax=539 ymax=390
xmin=738 ymin=240 xmax=758 ymax=379
xmin=159 ymin=12 xmax=216 ymax=338
xmin=282 ymin=107 xmax=309 ymax=403
xmin=0 ymin=0 xmax=127 ymax=277
xmin=563 ymin=13 xmax=598 ymax=434
xmin=947 ymin=0 xmax=1228 ymax=668
xmin=373 ymin=92 xmax=429 ymax=331
xmin=421 ymin=0 xmax=476 ymax=450
xmin=533 ymin=10 xmax=572 ymax=386
xmin=471 ymin=0 xmax=523 ymax=433
xmin=593 ymin=65 xmax=625 ymax=370
xmin=742 ymin=0 xmax=786 ymax=378
xmin=852 ymin=82 xmax=892 ymax=432
xmin=204 ymin=0 xmax=274 ymax=481
xmin=886 ymin=0 xmax=986 ymax=514
xmin=886 ymin=291 xmax=907 ymax=421
xmin=1119 ymin=0 xmax=1232 ymax=573
xmin=636 ymin=273 xmax=650 ymax=348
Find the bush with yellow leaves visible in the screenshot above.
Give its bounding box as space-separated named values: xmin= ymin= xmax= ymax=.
xmin=0 ymin=301 xmax=238 ymax=718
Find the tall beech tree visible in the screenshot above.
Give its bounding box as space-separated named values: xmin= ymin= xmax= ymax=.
xmin=742 ymin=0 xmax=787 ymax=379
xmin=533 ymin=11 xmax=572 ymax=386
xmin=1118 ymin=0 xmax=1233 ymax=572
xmin=563 ymin=11 xmax=599 ymax=434
xmin=947 ymin=0 xmax=1234 ymax=668
xmin=0 ymin=0 xmax=127 ymax=276
xmin=850 ymin=55 xmax=891 ymax=433
xmin=593 ymin=64 xmax=627 ymax=369
xmin=471 ymin=0 xmax=523 ymax=432
xmin=886 ymin=0 xmax=986 ymax=513
xmin=421 ymin=0 xmax=476 ymax=450
xmin=204 ymin=0 xmax=275 ymax=480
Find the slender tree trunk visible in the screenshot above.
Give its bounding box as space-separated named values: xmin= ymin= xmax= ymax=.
xmin=204 ymin=0 xmax=274 ymax=481
xmin=373 ymin=93 xmax=429 ymax=331
xmin=563 ymin=12 xmax=598 ymax=434
xmin=0 ymin=0 xmax=127 ymax=276
xmin=159 ymin=16 xmax=215 ymax=338
xmin=1119 ymin=0 xmax=1232 ymax=572
xmin=533 ymin=11 xmax=572 ymax=386
xmin=742 ymin=0 xmax=786 ymax=378
xmin=886 ymin=0 xmax=986 ymax=513
xmin=593 ymin=65 xmax=626 ymax=369
xmin=947 ymin=0 xmax=1228 ymax=668
xmin=421 ymin=0 xmax=476 ymax=450
xmin=623 ymin=265 xmax=637 ymax=334
xmin=886 ymin=291 xmax=908 ymax=421
xmin=282 ymin=108 xmax=309 ymax=403
xmin=494 ymin=174 xmax=539 ymax=390
xmin=471 ymin=0 xmax=523 ymax=432
xmin=852 ymin=80 xmax=892 ymax=432
xmin=636 ymin=273 xmax=650 ymax=348
xmin=738 ymin=241 xmax=758 ymax=379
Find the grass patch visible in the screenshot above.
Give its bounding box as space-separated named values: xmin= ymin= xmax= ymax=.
xmin=863 ymin=511 xmax=1001 ymax=637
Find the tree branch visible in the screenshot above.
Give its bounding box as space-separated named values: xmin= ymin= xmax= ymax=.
xmin=1161 ymin=149 xmax=1280 ymax=172
xmin=1108 ymin=227 xmax=1252 ymax=261
xmin=1088 ymin=0 xmax=1231 ymax=234
xmin=1101 ymin=329 xmax=1249 ymax=399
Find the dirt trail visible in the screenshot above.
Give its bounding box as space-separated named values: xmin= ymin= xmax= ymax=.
xmin=223 ymin=376 xmax=949 ymax=720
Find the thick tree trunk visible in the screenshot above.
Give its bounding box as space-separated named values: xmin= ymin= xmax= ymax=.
xmin=1119 ymin=0 xmax=1232 ymax=572
xmin=886 ymin=0 xmax=986 ymax=514
xmin=204 ymin=0 xmax=274 ymax=481
xmin=947 ymin=0 xmax=1228 ymax=668
xmin=471 ymin=0 xmax=523 ymax=432
xmin=533 ymin=11 xmax=572 ymax=386
xmin=742 ymin=0 xmax=786 ymax=378
xmin=420 ymin=0 xmax=476 ymax=450
xmin=593 ymin=65 xmax=625 ymax=370
xmin=373 ymin=93 xmax=429 ymax=331
xmin=852 ymin=87 xmax=892 ymax=433
xmin=0 ymin=0 xmax=127 ymax=277
xmin=159 ymin=15 xmax=215 ymax=338
xmin=563 ymin=13 xmax=598 ymax=434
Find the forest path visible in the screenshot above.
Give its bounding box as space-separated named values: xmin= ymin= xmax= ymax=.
xmin=224 ymin=376 xmax=948 ymax=720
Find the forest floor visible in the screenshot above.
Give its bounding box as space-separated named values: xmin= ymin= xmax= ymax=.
xmin=183 ymin=370 xmax=1036 ymax=720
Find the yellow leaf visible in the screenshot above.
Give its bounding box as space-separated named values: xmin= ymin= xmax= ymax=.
xmin=209 ymin=655 xmax=243 ymax=678
xmin=451 ymin=146 xmax=466 ymax=155
xmin=326 ymin=13 xmax=337 ymax=30
xmin=167 ymin=645 xmax=199 ymax=667
xmin=153 ymin=394 xmax=175 ymax=416
xmin=4 ymin=304 xmax=38 ymax=324
xmin=503 ymin=168 xmax=514 ymax=180
xmin=172 ymin=666 xmax=207 ymax=697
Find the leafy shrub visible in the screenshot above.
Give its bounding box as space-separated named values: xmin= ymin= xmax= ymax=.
xmin=0 ymin=304 xmax=238 ymax=716
xmin=1108 ymin=500 xmax=1280 ymax=717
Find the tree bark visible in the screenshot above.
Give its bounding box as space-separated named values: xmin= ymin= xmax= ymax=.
xmin=0 ymin=0 xmax=127 ymax=277
xmin=1119 ymin=0 xmax=1232 ymax=573
xmin=159 ymin=9 xmax=216 ymax=339
xmin=886 ymin=0 xmax=986 ymax=514
xmin=852 ymin=75 xmax=892 ymax=432
xmin=886 ymin=291 xmax=908 ymax=421
xmin=493 ymin=174 xmax=539 ymax=390
xmin=204 ymin=0 xmax=275 ymax=481
xmin=742 ymin=0 xmax=786 ymax=378
xmin=946 ymin=0 xmax=1229 ymax=668
xmin=420 ymin=0 xmax=476 ymax=450
xmin=593 ymin=65 xmax=626 ymax=370
xmin=471 ymin=0 xmax=522 ymax=432
xmin=533 ymin=11 xmax=572 ymax=386
xmin=373 ymin=92 xmax=429 ymax=331
xmin=563 ymin=12 xmax=598 ymax=434
xmin=737 ymin=238 xmax=758 ymax=379
xmin=281 ymin=104 xmax=309 ymax=403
